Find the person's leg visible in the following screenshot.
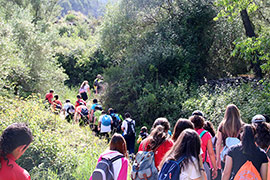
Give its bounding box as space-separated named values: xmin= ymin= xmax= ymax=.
xmin=124 ymin=135 xmax=131 ymax=154
xmin=129 ymin=135 xmax=135 ymax=154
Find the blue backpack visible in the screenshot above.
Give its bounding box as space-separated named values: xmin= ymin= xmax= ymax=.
xmin=158 ymin=156 xmax=186 ymax=180
xmin=102 ymin=115 xmax=111 ymax=126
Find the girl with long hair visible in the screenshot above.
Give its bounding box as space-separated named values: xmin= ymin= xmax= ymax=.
xmin=222 ymin=124 xmax=268 ymax=180
xmin=171 ymin=118 xmax=194 ymax=142
xmin=216 ymin=104 xmax=243 ymax=169
xmin=138 ymin=118 xmax=174 ymax=170
xmin=90 ymin=133 xmax=128 ymax=180
xmin=190 ymin=115 xmax=218 ymax=179
xmin=160 ymin=129 xmax=203 ymax=180
xmin=79 ymin=80 xmax=90 ymax=101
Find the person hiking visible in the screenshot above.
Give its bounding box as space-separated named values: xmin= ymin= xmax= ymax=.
xmin=75 ymin=94 xmax=86 ymax=108
xmin=93 ymin=74 xmax=103 ymax=95
xmin=79 ymin=80 xmax=90 ymax=101
xmin=171 ymin=118 xmax=194 ymax=142
xmin=222 ymin=124 xmax=268 ymax=180
xmin=93 ymin=105 xmax=102 ymax=136
xmin=63 ymin=99 xmax=75 ymax=123
xmin=138 ymin=118 xmax=174 ymax=170
xmin=45 ymin=89 xmax=54 ymax=106
xmin=190 ymin=114 xmax=218 ymax=180
xmin=0 ymin=123 xmax=33 ymax=180
xmin=159 ymin=129 xmax=204 ymax=180
xmin=74 ymin=102 xmax=89 ymax=125
xmin=108 ymin=108 xmax=121 ymax=134
xmin=52 ymin=94 xmax=62 ymax=113
xmin=252 ymin=114 xmax=270 ymax=158
xmin=216 ymin=104 xmax=244 ymax=170
xmin=90 ymin=99 xmax=99 ymax=123
xmin=90 ymin=133 xmax=128 ymax=180
xmin=121 ymin=113 xmax=136 ymax=155
xmin=136 ymin=126 xmax=149 ymax=144
xmin=98 ymin=110 xmax=113 ymax=140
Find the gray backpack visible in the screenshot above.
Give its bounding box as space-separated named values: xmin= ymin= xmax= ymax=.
xmin=131 ymin=143 xmax=159 ymax=180
xmin=92 ymin=155 xmax=123 ymax=180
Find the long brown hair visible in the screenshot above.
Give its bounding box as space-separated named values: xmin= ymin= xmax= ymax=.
xmin=151 ymin=117 xmax=170 ymax=132
xmin=221 ymin=104 xmax=242 ymax=137
xmin=160 ymin=129 xmax=201 ymax=171
xmin=146 ymin=125 xmax=168 ymax=151
xmin=171 ymin=118 xmax=194 ymax=142
xmin=80 ymin=81 xmax=88 ymax=88
xmin=109 ymin=133 xmax=128 ymax=157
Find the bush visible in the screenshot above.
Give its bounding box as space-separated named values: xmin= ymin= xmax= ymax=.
xmin=0 ymin=95 xmax=107 ymax=180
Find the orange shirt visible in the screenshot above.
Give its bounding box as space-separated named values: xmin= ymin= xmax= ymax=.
xmin=0 ymin=154 xmax=30 ymax=180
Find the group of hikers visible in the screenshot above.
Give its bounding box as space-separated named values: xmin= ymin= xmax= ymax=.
xmin=1 ymin=95 xmax=270 ymax=180
xmin=90 ymin=104 xmax=270 ymax=180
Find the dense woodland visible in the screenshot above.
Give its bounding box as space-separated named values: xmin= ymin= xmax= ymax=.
xmin=0 ymin=0 xmax=270 ymax=178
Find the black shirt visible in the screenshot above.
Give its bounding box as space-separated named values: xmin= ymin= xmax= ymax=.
xmin=228 ymin=144 xmax=268 ymax=176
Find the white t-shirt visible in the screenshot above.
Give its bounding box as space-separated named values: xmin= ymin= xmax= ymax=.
xmin=99 ymin=115 xmax=112 ymax=133
xmin=79 ymin=84 xmax=90 ymax=93
xmin=121 ymin=118 xmax=135 ymax=135
xmin=63 ymin=102 xmax=75 ymax=117
xmin=179 ymin=156 xmax=201 ymax=180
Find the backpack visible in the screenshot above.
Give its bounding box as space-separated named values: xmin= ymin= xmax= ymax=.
xmin=158 ymin=156 xmax=186 ymax=180
xmin=126 ymin=120 xmax=135 ymax=136
xmin=220 ymin=137 xmax=240 ymax=162
xmin=102 ymin=115 xmax=111 ymax=126
xmin=67 ymin=105 xmax=75 ymax=114
xmin=80 ymin=107 xmax=89 ymax=116
xmin=92 ymin=155 xmax=124 ymax=180
xmin=131 ymin=144 xmax=158 ymax=180
xmin=111 ymin=113 xmax=119 ymax=129
xmin=233 ymin=161 xmax=262 ymax=180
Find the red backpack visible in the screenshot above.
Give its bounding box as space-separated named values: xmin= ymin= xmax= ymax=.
xmin=233 ymin=161 xmax=262 ymax=180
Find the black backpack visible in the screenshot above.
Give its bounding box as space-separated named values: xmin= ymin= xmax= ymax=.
xmin=126 ymin=120 xmax=135 ymax=136
xmin=67 ymin=105 xmax=75 ymax=114
xmin=80 ymin=107 xmax=89 ymax=116
xmin=92 ymin=155 xmax=124 ymax=180
xmin=111 ymin=114 xmax=119 ymax=128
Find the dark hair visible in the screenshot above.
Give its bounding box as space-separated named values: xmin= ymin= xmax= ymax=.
xmin=93 ymin=99 xmax=98 ymax=103
xmin=125 ymin=112 xmax=131 ymax=118
xmin=262 ymin=114 xmax=270 ymax=123
xmin=77 ymin=94 xmax=81 ymax=99
xmin=189 ymin=115 xmax=205 ymax=129
xmin=0 ymin=123 xmax=33 ymax=168
xmin=49 ymin=89 xmax=54 ymax=93
xmin=110 ymin=133 xmax=128 ymax=158
xmin=152 ymin=118 xmax=170 ymax=132
xmin=171 ymin=118 xmax=194 ymax=142
xmin=203 ymin=121 xmax=216 ymax=137
xmin=160 ymin=129 xmax=201 ymax=171
xmin=95 ymin=105 xmax=102 ymax=111
xmin=254 ymin=122 xmax=270 ymax=149
xmin=66 ymin=99 xmax=70 ymax=103
xmin=54 ymin=94 xmax=59 ymax=100
xmin=101 ymin=110 xmax=106 ymax=114
xmin=241 ymin=124 xmax=258 ymax=155
xmin=192 ymin=110 xmax=204 ymax=117
xmin=141 ymin=126 xmax=148 ymax=133
xmin=146 ymin=125 xmax=168 ymax=151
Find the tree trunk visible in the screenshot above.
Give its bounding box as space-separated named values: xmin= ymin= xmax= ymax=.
xmin=240 ymin=9 xmax=262 ymax=78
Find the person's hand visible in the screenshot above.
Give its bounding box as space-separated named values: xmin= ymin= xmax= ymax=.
xmin=212 ymin=168 xmax=218 ymax=179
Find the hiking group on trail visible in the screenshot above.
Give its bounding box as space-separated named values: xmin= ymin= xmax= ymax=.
xmin=1 ymin=79 xmax=270 ymax=180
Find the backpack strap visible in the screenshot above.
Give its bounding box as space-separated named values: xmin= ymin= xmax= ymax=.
xmin=110 ymin=155 xmax=124 ymax=162
xmin=176 ymin=156 xmax=186 ymax=164
xmin=266 ymin=145 xmax=270 ymax=154
xmin=199 ymin=130 xmax=208 ymax=139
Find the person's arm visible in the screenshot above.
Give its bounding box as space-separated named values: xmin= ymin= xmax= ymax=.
xmin=207 ymin=139 xmax=218 ymax=179
xmin=216 ymin=131 xmax=223 ymax=169
xmin=90 ymin=109 xmax=94 ymax=122
xmin=221 ymin=156 xmax=232 ymax=180
xmin=260 ymin=163 xmax=268 ymax=180
xmin=199 ymin=156 xmax=207 ymax=180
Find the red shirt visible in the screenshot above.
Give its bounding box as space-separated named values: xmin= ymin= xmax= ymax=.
xmin=0 ymin=154 xmax=30 ymax=180
xmin=75 ymin=99 xmax=86 ymax=108
xmin=45 ymin=93 xmax=53 ymax=104
xmin=195 ymin=128 xmax=212 ymax=163
xmin=53 ymin=100 xmax=62 ymax=107
xmin=138 ymin=138 xmax=174 ymax=170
